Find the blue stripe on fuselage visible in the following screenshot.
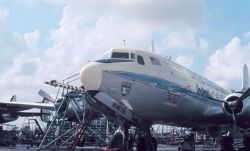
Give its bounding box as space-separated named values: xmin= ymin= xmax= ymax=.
xmin=106 ymin=71 xmax=224 ymax=106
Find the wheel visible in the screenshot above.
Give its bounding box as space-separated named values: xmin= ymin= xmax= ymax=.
xmin=243 ymin=133 xmax=250 ymax=150
xmin=4 ymin=141 xmax=10 ymax=147
xmin=220 ymin=136 xmax=234 ymax=151
xmin=137 ymin=137 xmax=146 ymax=151
xmin=108 ymin=132 xmax=125 ymax=150
xmin=136 ymin=137 xmax=157 ymax=151
xmin=150 ymin=137 xmax=158 ymax=151
xmin=11 ymin=137 xmax=18 ymax=147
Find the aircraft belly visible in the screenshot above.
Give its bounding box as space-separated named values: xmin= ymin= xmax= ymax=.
xmin=99 ymin=71 xmax=208 ymax=125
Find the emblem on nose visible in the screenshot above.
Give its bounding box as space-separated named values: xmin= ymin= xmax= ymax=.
xmin=121 ymin=82 xmax=131 ymax=96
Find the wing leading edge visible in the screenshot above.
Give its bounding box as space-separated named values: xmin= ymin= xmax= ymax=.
xmin=0 ymin=101 xmax=54 ymax=111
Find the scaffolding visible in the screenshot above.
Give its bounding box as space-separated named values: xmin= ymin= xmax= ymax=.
xmin=39 ymin=74 xmax=118 ymax=150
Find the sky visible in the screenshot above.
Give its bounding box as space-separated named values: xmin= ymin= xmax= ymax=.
xmin=0 ymin=0 xmax=250 ymax=105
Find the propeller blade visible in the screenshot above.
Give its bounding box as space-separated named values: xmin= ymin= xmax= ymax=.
xmin=231 ymin=110 xmax=239 ymax=137
xmin=232 ymin=110 xmax=236 ymax=122
xmin=238 ymin=88 xmax=250 ymax=102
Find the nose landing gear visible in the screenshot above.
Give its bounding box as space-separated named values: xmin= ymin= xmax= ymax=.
xmin=180 ymin=133 xmax=195 ymax=151
xmin=103 ymin=120 xmax=157 ymax=151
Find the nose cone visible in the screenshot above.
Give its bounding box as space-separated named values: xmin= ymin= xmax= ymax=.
xmin=80 ymin=62 xmax=102 ymax=91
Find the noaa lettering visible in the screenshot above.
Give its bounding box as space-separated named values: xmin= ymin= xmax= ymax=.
xmin=167 ymin=91 xmax=178 ymax=105
xmin=112 ymin=102 xmax=126 ymax=115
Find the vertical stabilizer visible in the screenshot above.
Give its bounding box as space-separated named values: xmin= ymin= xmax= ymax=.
xmin=152 ymin=40 xmax=155 ymax=52
xmin=242 ymin=64 xmax=249 ymax=91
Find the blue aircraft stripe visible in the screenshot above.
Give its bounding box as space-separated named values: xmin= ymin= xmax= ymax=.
xmin=106 ymin=71 xmax=223 ymax=106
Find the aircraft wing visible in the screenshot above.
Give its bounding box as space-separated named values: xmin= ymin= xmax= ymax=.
xmin=201 ymin=106 xmax=230 ymax=125
xmin=0 ymin=101 xmax=54 ymax=112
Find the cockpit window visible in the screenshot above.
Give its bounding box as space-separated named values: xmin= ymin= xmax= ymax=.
xmin=150 ymin=56 xmax=161 ymax=66
xmin=111 ymin=52 xmax=129 ymax=59
xmin=137 ymin=55 xmax=145 ymax=65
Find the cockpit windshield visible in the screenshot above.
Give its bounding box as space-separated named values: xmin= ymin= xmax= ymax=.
xmin=111 ymin=52 xmax=129 ymax=59
xmin=97 ymin=50 xmax=134 ymax=63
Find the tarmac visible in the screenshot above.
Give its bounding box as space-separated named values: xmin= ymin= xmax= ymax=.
xmin=0 ymin=144 xmax=221 ymax=151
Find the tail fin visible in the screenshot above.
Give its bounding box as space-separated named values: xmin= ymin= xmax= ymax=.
xmin=10 ymin=95 xmax=16 ymax=102
xmin=38 ymin=89 xmax=55 ymax=103
xmin=242 ymin=64 xmax=249 ymax=92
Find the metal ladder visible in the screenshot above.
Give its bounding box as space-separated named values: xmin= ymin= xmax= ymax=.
xmin=68 ymin=109 xmax=97 ymax=151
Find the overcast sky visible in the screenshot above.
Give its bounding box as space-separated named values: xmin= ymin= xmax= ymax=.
xmin=0 ymin=0 xmax=250 ymax=104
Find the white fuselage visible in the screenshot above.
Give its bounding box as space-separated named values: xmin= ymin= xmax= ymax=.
xmin=80 ymin=48 xmax=231 ymax=127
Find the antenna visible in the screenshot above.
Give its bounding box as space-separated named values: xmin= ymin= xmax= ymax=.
xmin=152 ymin=40 xmax=155 ymax=52
xmin=123 ymin=40 xmax=126 ymax=46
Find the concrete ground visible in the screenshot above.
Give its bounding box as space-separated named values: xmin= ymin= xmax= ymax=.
xmin=0 ymin=144 xmax=222 ymax=151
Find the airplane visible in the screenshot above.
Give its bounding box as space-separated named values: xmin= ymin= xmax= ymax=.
xmin=0 ymin=89 xmax=92 ymax=124
xmin=0 ymin=90 xmax=54 ymax=124
xmin=78 ymin=47 xmax=250 ymax=151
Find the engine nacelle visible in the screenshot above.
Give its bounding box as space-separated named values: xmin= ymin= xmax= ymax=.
xmin=2 ymin=113 xmax=18 ymax=123
xmin=222 ymin=92 xmax=250 ymax=128
xmin=54 ymin=97 xmax=85 ymax=122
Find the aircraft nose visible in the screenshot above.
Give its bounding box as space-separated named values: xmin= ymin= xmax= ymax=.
xmin=80 ymin=62 xmax=102 ymax=91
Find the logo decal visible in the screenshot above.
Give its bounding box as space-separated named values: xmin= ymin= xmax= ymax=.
xmin=121 ymin=82 xmax=131 ymax=96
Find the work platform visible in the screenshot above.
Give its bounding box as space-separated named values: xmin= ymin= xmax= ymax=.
xmin=39 ymin=75 xmax=119 ymax=150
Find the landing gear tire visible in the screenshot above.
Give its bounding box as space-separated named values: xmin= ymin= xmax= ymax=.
xmin=151 ymin=137 xmax=157 ymax=151
xmin=242 ymin=132 xmax=250 ymax=151
xmin=108 ymin=132 xmax=125 ymax=151
xmin=180 ymin=133 xmax=195 ymax=151
xmin=137 ymin=137 xmax=146 ymax=151
xmin=4 ymin=141 xmax=10 ymax=147
xmin=11 ymin=137 xmax=17 ymax=147
xmin=137 ymin=137 xmax=157 ymax=151
xmin=220 ymin=135 xmax=234 ymax=151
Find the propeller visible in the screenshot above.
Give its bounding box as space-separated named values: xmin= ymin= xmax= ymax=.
xmin=225 ymin=88 xmax=250 ymax=136
xmin=226 ymin=88 xmax=250 ymax=114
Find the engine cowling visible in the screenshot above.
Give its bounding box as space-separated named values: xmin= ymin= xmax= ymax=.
xmin=222 ymin=92 xmax=243 ymax=116
xmin=54 ymin=97 xmax=84 ymax=122
xmin=222 ymin=92 xmax=250 ymax=128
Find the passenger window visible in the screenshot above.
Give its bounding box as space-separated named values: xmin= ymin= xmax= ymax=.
xmin=137 ymin=55 xmax=145 ymax=65
xmin=131 ymin=53 xmax=135 ymax=59
xmin=150 ymin=56 xmax=161 ymax=66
